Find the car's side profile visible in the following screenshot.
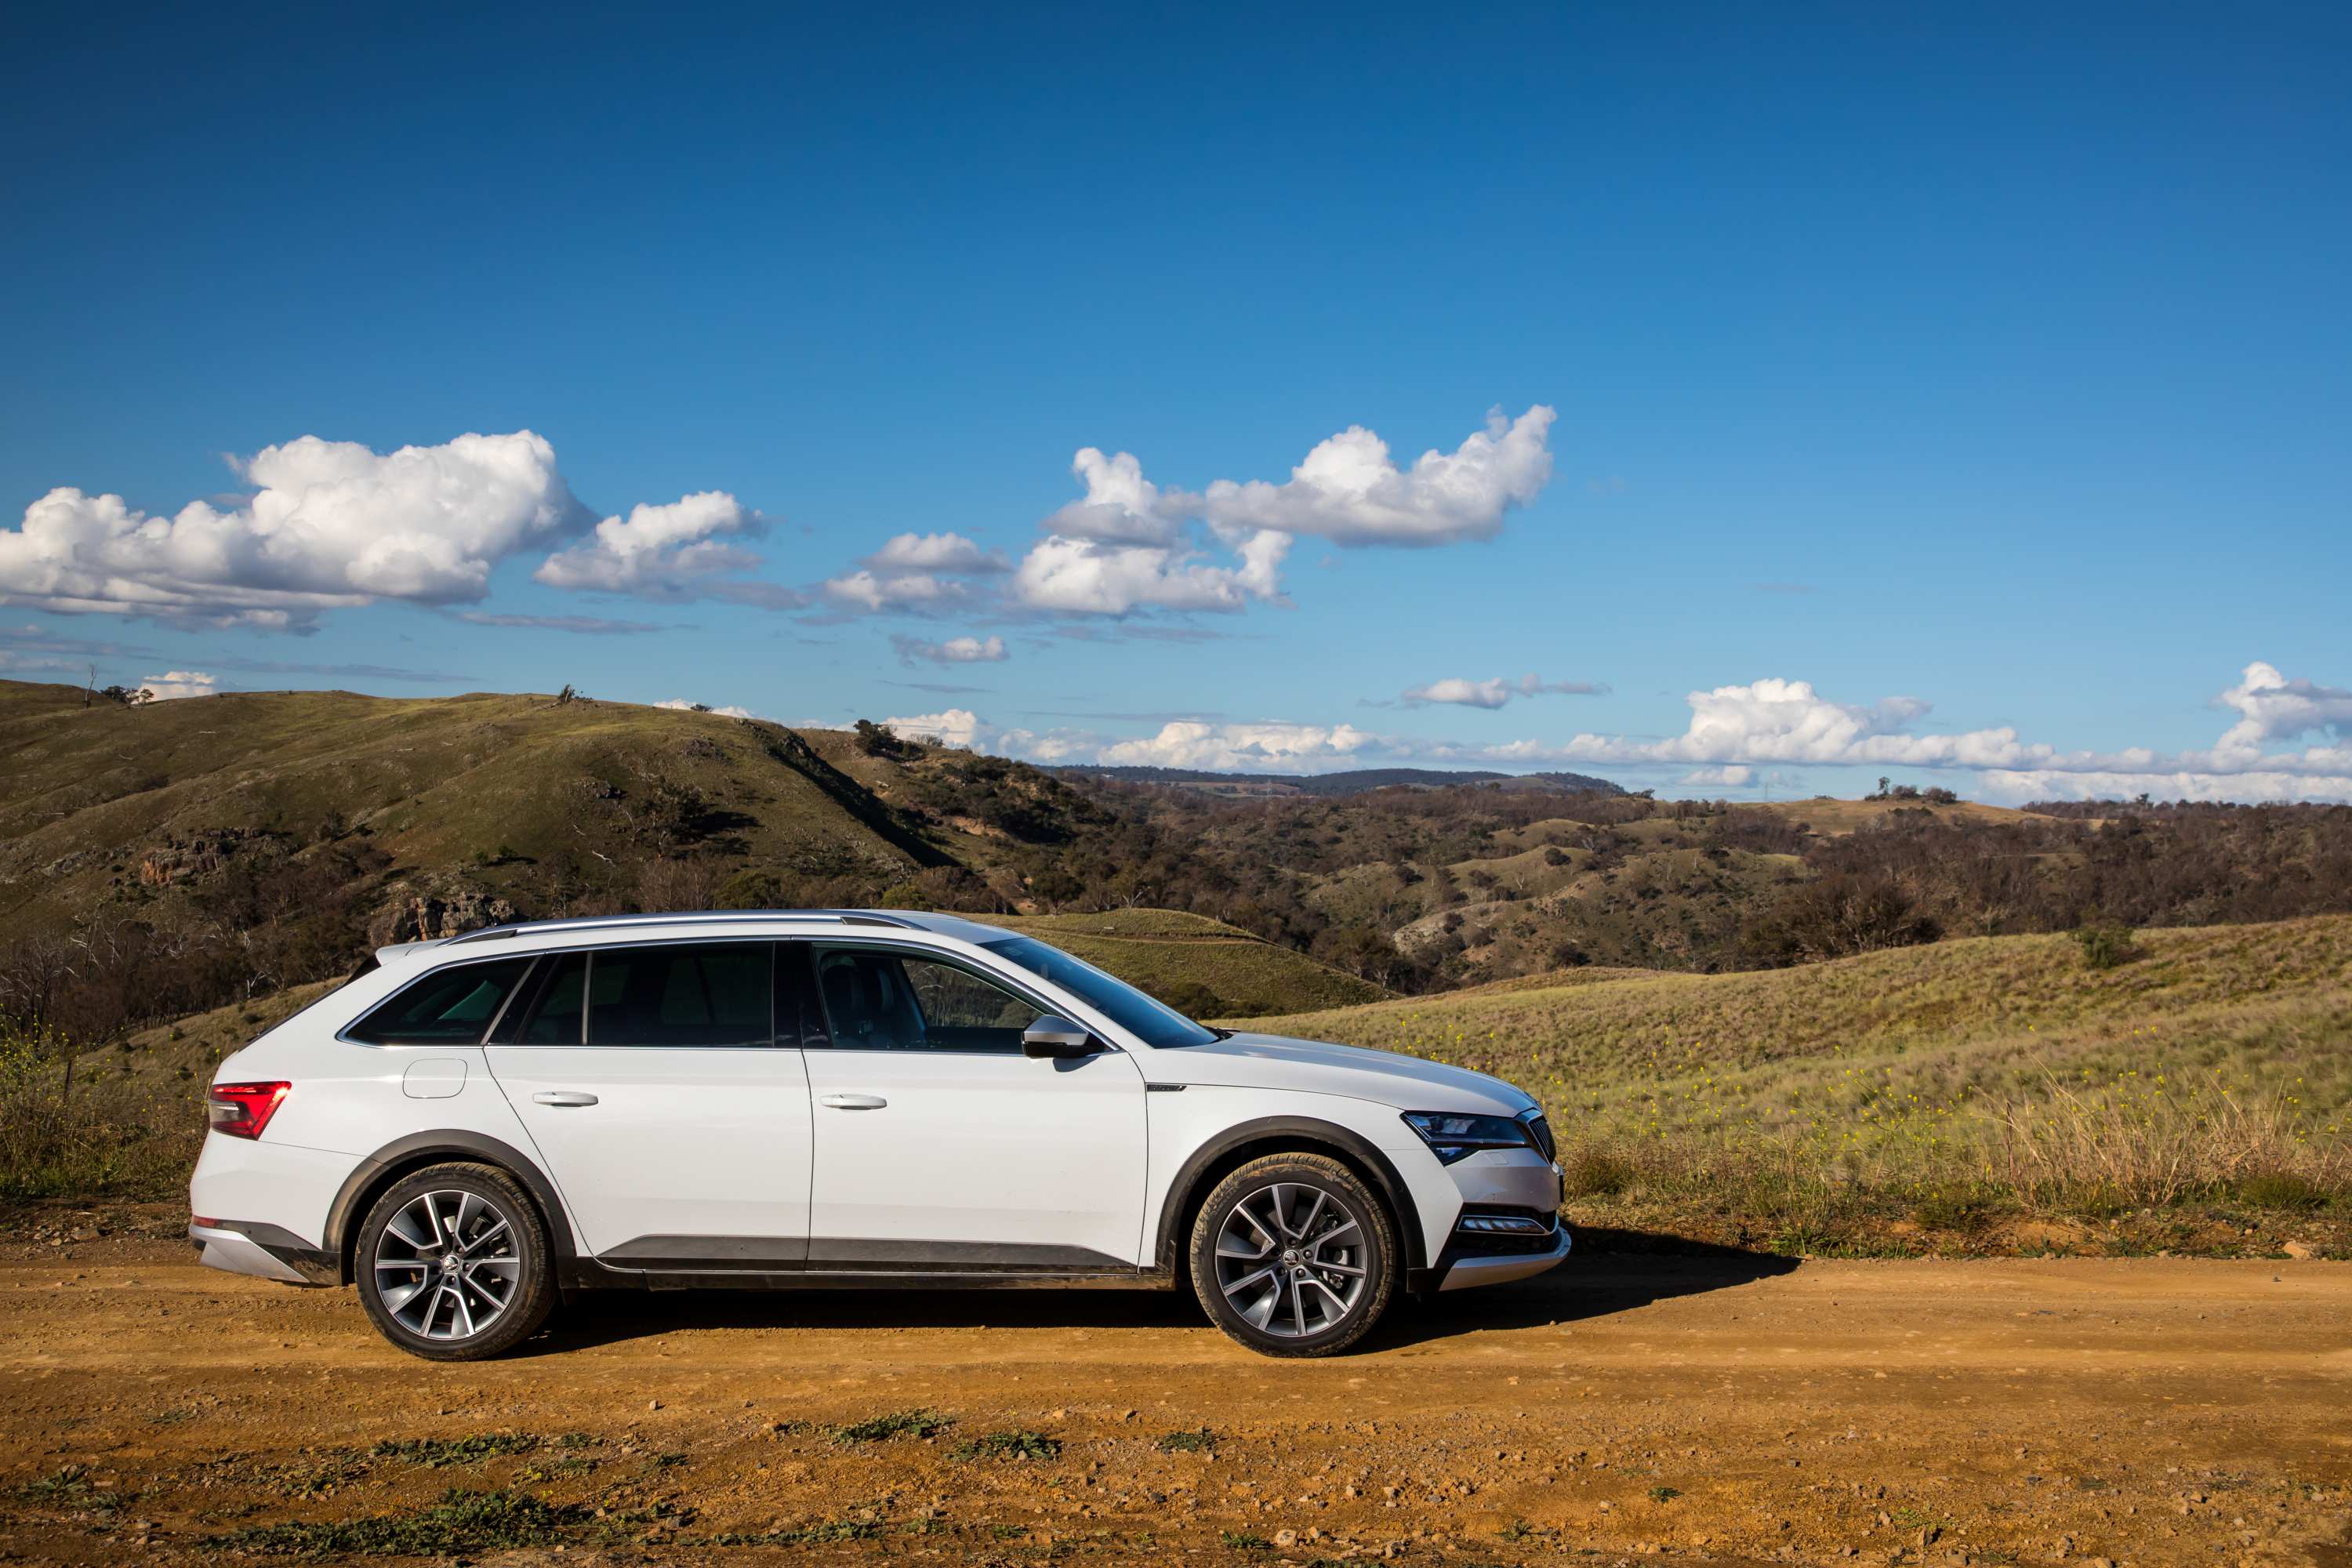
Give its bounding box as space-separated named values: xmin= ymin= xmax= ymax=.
xmin=191 ymin=909 xmax=1569 ymax=1358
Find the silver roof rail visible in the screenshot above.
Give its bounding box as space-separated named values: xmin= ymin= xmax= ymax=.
xmin=445 ymin=909 xmax=920 ymax=945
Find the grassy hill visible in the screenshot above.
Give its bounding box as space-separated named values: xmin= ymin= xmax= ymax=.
xmin=1240 ymin=915 xmax=2351 ymax=1254
xmin=972 ymin=909 xmax=1386 ymax=1017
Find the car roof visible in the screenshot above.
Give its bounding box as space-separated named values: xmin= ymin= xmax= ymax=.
xmin=430 ymin=908 xmax=1014 ymax=954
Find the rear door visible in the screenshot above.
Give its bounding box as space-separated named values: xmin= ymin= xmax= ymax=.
xmin=797 ymin=942 xmax=1147 ymax=1272
xmin=485 ymin=942 xmax=812 ymax=1266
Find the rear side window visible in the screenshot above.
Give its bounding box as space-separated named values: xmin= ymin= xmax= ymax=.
xmin=502 ymin=944 xmax=775 ymax=1047
xmin=347 ymin=958 xmax=535 ymax=1046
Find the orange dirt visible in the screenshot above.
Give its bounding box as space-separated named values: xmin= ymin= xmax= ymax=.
xmin=2 ymin=1221 xmax=2346 ymax=1566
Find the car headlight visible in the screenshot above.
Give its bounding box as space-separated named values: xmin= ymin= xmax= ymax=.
xmin=1401 ymin=1111 xmax=1532 ymax=1165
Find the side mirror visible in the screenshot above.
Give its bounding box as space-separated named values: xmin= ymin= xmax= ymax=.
xmin=1022 ymin=1016 xmax=1097 ymax=1059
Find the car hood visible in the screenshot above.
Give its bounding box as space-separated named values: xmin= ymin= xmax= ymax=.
xmin=1148 ymin=1032 xmax=1536 ymax=1117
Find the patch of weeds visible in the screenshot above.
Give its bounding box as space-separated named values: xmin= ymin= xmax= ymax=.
xmin=952 ymin=1429 xmax=1061 ymax=1462
xmin=1560 ymin=1146 xmax=1633 ymax=1198
xmin=587 ymin=1500 xmax=697 ymax=1544
xmin=1909 ymin=1186 xmax=1994 ymax=1233
xmin=1156 ymin=1427 xmax=1216 ymax=1454
xmin=517 ymin=1432 xmax=602 ymax=1483
xmin=992 ymin=1523 xmax=1031 ymax=1540
xmin=370 ymin=1433 xmax=542 ymax=1468
xmin=518 ymin=1456 xmax=597 ymax=1483
xmin=1891 ymin=1504 xmax=1933 ymax=1527
xmin=1649 ymin=1485 xmax=1682 ymax=1503
xmin=712 ymin=1519 xmax=880 ymax=1545
xmin=14 ymin=1465 xmax=129 ymax=1514
xmin=2074 ymin=1475 xmax=2110 ymax=1492
xmin=829 ymin=1407 xmax=954 ymax=1444
xmin=1222 ymin=1529 xmax=1273 ymax=1550
xmin=652 ymin=1451 xmax=689 ymax=1468
xmin=1497 ymin=1517 xmax=1546 ymax=1540
xmin=278 ymin=1454 xmax=372 ymax=1498
xmin=2236 ymin=1171 xmax=2332 ymax=1211
xmin=209 ymin=1487 xmax=588 ymax=1556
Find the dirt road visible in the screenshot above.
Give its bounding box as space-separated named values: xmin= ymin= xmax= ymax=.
xmin=2 ymin=1228 xmax=2346 ymax=1566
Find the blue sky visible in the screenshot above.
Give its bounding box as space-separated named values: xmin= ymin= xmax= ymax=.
xmin=4 ymin=3 xmax=2348 ymax=800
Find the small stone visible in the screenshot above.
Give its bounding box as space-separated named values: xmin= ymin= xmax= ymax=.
xmin=647 ymin=1399 xmax=661 ymax=1410
xmin=2282 ymin=1240 xmax=2315 ymax=1260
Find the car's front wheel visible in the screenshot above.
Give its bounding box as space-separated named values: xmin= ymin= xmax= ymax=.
xmin=356 ymin=1163 xmax=554 ymax=1360
xmin=1189 ymin=1152 xmax=1396 ymax=1357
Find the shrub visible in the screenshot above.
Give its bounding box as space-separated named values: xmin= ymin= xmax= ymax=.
xmin=0 ymin=1025 xmax=198 ymax=1201
xmin=1558 ymin=1146 xmax=1634 ymax=1199
xmin=2071 ymin=912 xmax=2138 ymax=970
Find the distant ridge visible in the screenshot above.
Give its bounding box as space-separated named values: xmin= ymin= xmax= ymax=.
xmin=1053 ymin=765 xmax=1625 ymax=798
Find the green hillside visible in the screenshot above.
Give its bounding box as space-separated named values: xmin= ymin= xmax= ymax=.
xmin=975 ymin=909 xmax=1388 ymax=1017
xmin=1243 ymin=916 xmax=2352 ymax=1253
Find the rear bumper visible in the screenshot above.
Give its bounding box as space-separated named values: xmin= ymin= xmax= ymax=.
xmin=189 ymin=1222 xmax=336 ymax=1287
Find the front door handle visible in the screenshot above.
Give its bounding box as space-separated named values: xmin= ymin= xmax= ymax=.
xmin=533 ymin=1091 xmax=599 ymax=1107
xmin=818 ymin=1093 xmax=888 ymax=1110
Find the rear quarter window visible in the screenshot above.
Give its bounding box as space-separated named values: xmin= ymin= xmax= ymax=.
xmin=345 ymin=957 xmax=536 ymax=1046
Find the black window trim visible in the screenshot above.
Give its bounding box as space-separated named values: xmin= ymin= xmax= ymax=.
xmin=489 ymin=936 xmax=797 ymax=1051
xmin=336 ymin=953 xmax=545 ymax=1050
xmin=802 ymin=938 xmax=1115 ymax=1057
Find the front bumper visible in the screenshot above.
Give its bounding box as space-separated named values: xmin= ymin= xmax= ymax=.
xmin=1436 ymin=1222 xmax=1571 ymax=1291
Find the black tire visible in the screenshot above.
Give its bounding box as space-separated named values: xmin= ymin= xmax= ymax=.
xmin=1189 ymin=1152 xmax=1396 ymax=1358
xmin=356 ymin=1162 xmax=555 ymax=1361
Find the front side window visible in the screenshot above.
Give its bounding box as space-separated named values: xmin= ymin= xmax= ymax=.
xmin=347 ymin=957 xmax=535 ymax=1046
xmin=811 ymin=946 xmax=1044 ymax=1053
xmin=978 ymin=934 xmax=1218 ymax=1048
xmin=503 ymin=944 xmax=775 ymax=1047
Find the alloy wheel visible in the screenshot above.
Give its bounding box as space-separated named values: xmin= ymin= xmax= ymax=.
xmin=370 ymin=1189 xmax=522 ymax=1342
xmin=1212 ymin=1181 xmax=1370 ymax=1338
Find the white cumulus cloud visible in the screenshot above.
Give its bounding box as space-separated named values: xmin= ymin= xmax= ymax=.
xmin=1398 ymin=673 xmax=1608 ymax=709
xmin=864 ymin=532 xmax=1009 ymax=573
xmin=882 ymin=708 xmax=987 ymax=749
xmin=1093 ymin=720 xmax=1378 ymax=772
xmin=1 ymin=431 xmax=584 ymax=630
xmin=654 ymin=697 xmax=756 ymax=719
xmin=1011 ymin=531 xmax=1290 ymax=615
xmin=894 ymin=633 xmax=1007 ymax=665
xmin=535 ymin=491 xmax=781 ymax=602
xmin=823 ymin=570 xmax=968 ymax=612
xmin=1195 ymin=405 xmax=1556 ymax=546
xmin=139 ymin=670 xmax=220 ymax=701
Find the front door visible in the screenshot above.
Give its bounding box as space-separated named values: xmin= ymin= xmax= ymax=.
xmin=485 ymin=941 xmax=811 ymax=1266
xmin=797 ymin=942 xmax=1147 ymax=1273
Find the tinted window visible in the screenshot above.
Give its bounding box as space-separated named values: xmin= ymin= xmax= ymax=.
xmin=979 ymin=935 xmax=1218 ymax=1048
xmin=811 ymin=946 xmax=1044 ymax=1053
xmin=589 ymin=943 xmax=774 ymax=1047
xmin=519 ymin=954 xmax=587 ymax=1044
xmin=347 ymin=958 xmax=535 ymax=1046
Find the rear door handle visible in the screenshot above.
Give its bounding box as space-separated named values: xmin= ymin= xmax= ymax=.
xmin=818 ymin=1093 xmax=887 ymax=1110
xmin=533 ymin=1091 xmax=599 ymax=1107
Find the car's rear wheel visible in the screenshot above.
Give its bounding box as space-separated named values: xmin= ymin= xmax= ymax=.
xmin=1189 ymin=1152 xmax=1396 ymax=1357
xmin=356 ymin=1163 xmax=554 ymax=1360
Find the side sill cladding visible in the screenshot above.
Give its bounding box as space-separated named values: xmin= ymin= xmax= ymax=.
xmin=1151 ymin=1116 xmax=1427 ymax=1275
xmin=322 ymin=1130 xmax=580 ymax=1284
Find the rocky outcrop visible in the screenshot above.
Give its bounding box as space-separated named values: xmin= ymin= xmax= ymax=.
xmin=367 ymin=879 xmax=519 ymax=947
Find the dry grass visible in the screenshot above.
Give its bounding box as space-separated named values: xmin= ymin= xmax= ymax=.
xmin=0 ymin=1025 xmax=202 ymax=1201
xmin=1239 ymin=916 xmax=2352 ymax=1246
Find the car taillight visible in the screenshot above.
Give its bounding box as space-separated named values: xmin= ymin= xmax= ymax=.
xmin=208 ymin=1081 xmax=291 ymax=1139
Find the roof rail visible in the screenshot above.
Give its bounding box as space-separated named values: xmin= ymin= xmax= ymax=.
xmin=446 ymin=909 xmax=920 ymax=945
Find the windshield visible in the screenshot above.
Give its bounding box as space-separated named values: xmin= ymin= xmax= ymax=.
xmin=979 ymin=935 xmax=1219 ymax=1049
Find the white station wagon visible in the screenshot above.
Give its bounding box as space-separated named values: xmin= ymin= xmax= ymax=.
xmin=191 ymin=910 xmax=1569 ymax=1358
